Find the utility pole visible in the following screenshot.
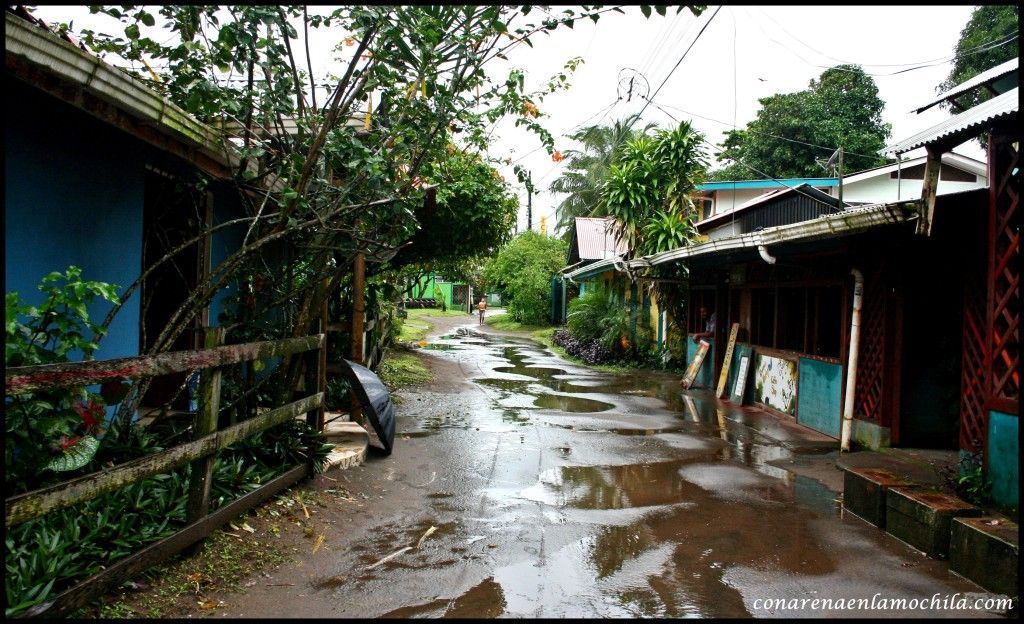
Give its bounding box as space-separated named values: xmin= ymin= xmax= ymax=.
xmin=527 ymin=187 xmax=533 ymax=231
xmin=837 ymin=146 xmax=844 ymax=207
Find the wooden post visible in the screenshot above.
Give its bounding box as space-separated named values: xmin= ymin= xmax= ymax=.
xmin=350 ymin=253 xmax=365 ymax=424
xmin=185 ymin=327 xmax=225 ymax=534
xmin=318 ymin=278 xmax=328 ymax=431
xmin=919 ymin=146 xmax=942 ymax=236
xmin=352 ymin=253 xmax=366 ymax=363
xmin=305 ymin=318 xmax=324 ymax=475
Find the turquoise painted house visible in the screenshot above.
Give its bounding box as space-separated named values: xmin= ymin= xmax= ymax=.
xmin=631 ymin=67 xmax=1018 ymax=506
xmin=5 ymin=11 xmax=253 ymax=409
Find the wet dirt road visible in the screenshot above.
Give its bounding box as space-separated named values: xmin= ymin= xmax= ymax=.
xmin=217 ymin=319 xmax=1003 ymax=618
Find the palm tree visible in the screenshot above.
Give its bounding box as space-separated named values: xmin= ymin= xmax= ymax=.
xmin=549 ymin=115 xmax=656 ymax=232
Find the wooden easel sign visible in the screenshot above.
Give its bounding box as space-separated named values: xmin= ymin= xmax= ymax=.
xmin=680 ymin=340 xmax=710 ymax=390
xmin=715 ymin=323 xmax=741 ymax=398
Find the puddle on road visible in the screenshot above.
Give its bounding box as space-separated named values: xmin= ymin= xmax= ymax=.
xmin=534 ymin=394 xmax=614 ymax=413
xmin=522 ymin=460 xmax=701 ymax=510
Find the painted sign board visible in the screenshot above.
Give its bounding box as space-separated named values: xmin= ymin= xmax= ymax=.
xmin=731 ymin=355 xmax=750 ymax=403
xmin=753 ymin=353 xmax=798 ymax=415
xmin=680 ymin=340 xmax=710 ymax=390
xmin=716 ymin=323 xmax=741 ymax=398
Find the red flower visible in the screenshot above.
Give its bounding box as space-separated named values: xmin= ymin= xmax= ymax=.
xmin=73 ymin=398 xmax=105 ymax=432
xmin=59 ymin=435 xmax=82 ymax=451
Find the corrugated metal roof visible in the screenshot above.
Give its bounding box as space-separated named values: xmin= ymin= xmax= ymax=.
xmin=913 ymin=58 xmax=1018 ymax=114
xmin=574 ymin=217 xmax=628 ymax=260
xmin=887 ymin=88 xmax=1018 ymax=155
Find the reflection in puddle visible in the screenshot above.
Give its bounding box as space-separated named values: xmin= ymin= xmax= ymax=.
xmin=522 ymin=460 xmax=700 ymax=510
xmin=534 ymin=394 xmax=615 ymax=413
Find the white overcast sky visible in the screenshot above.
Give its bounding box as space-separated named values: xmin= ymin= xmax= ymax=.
xmin=35 ymin=5 xmax=989 ymax=236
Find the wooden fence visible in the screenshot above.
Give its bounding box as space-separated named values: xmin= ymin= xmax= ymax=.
xmin=4 ymin=330 xmax=326 ymax=618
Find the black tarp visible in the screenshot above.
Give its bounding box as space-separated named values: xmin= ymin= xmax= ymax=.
xmin=336 ymin=359 xmax=396 ymax=455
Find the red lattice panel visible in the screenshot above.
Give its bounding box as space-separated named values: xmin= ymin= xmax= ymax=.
xmin=960 ymin=278 xmax=988 ymax=452
xmin=855 ymin=276 xmax=886 ymax=422
xmin=988 ymin=137 xmax=1020 ymax=406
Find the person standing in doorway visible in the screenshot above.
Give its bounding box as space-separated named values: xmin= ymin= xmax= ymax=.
xmin=692 ymin=306 xmax=716 ymax=343
xmin=477 ymin=297 xmax=487 ymax=325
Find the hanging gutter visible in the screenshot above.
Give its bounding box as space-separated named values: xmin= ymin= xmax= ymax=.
xmin=639 ymin=201 xmax=920 ymax=267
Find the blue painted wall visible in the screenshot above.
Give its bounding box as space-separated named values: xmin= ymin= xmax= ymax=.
xmin=5 ymin=79 xmax=145 ymax=361
xmin=6 ymin=78 xmax=245 ymax=362
xmin=987 ymin=410 xmax=1019 ymax=507
xmin=796 ymin=358 xmax=843 ymax=438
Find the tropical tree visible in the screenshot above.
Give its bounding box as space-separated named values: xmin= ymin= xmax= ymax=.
xmin=548 ymin=115 xmax=656 ymax=232
xmin=599 ymin=120 xmax=708 ymax=255
xmin=483 ymin=231 xmax=567 ymax=324
xmin=937 ymin=5 xmax=1019 ymax=110
xmin=711 ymin=65 xmax=890 ymax=180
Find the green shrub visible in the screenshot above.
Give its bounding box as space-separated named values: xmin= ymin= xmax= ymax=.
xmin=432 ymin=284 xmax=446 ymax=310
xmin=5 ymin=267 xmax=121 ymax=496
xmin=483 ymin=231 xmax=566 ymax=325
xmin=567 ymin=289 xmax=628 ymax=350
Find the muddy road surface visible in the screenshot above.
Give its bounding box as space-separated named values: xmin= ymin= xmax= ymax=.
xmin=213 ymin=318 xmax=1002 ymax=618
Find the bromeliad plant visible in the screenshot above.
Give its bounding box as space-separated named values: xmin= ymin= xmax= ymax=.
xmin=4 ymin=267 xmax=124 ymax=496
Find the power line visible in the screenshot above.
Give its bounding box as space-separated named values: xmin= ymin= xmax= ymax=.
xmin=509 ymin=96 xmax=621 ymax=165
xmin=754 ymin=6 xmax=1019 ymax=69
xmin=646 ymin=97 xmax=881 ymax=160
xmin=626 ymin=5 xmax=722 ymax=134
xmin=740 ymin=7 xmax=1018 ymax=78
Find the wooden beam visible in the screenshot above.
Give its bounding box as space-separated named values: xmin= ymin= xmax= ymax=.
xmin=20 ymin=464 xmax=308 ymax=619
xmin=918 ymin=146 xmax=942 ymax=236
xmin=5 ymin=393 xmax=323 ymax=526
xmin=6 ymin=335 xmax=325 ymax=395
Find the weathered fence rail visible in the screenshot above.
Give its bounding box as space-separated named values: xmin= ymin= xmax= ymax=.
xmin=4 ymin=330 xmax=326 ymax=618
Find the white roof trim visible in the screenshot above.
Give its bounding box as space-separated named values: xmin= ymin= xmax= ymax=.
xmin=842 ymin=152 xmax=987 ymax=185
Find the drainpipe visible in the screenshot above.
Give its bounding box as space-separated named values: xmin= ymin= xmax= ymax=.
xmin=757 ymin=244 xmax=777 ymax=265
xmin=840 ymin=268 xmax=864 ymax=452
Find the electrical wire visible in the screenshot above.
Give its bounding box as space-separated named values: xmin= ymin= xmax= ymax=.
xmin=646 ymin=97 xmax=881 ymax=160
xmin=753 ymin=6 xmax=1020 ymax=69
xmin=626 ymin=5 xmax=722 ymax=134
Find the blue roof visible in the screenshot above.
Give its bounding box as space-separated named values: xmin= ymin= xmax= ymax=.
xmin=698 ymin=178 xmax=838 ymax=191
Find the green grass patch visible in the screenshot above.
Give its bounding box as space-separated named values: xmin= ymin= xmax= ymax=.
xmin=398 ymin=319 xmax=430 ymax=343
xmin=484 ymin=315 xmax=551 ymax=333
xmin=406 ymin=308 xmax=473 ymax=319
xmin=377 ymin=352 xmax=432 ymax=391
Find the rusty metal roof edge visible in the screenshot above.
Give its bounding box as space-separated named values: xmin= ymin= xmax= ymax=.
xmin=641 ymin=201 xmax=921 ymax=267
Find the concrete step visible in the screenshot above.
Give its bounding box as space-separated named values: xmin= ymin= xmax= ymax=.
xmin=886 ymin=487 xmax=982 ymax=559
xmin=949 ymin=516 xmax=1018 ymax=596
xmin=842 ymin=467 xmax=915 ymax=529
xmin=323 ymin=420 xmax=368 ymax=471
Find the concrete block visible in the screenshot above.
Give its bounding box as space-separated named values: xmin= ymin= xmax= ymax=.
xmin=843 ymin=467 xmax=914 ymax=529
xmin=886 ymin=487 xmax=982 ymax=559
xmin=950 ymin=516 xmax=1018 ymax=596
xmin=851 ymin=419 xmax=891 ymax=450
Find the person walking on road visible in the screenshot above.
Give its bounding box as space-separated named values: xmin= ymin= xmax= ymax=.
xmin=477 ymin=297 xmax=487 ymax=325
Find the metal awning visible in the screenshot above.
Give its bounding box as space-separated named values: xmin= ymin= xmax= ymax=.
xmin=913 ymin=58 xmax=1018 ymax=114
xmin=887 ymin=88 xmax=1018 ymax=155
